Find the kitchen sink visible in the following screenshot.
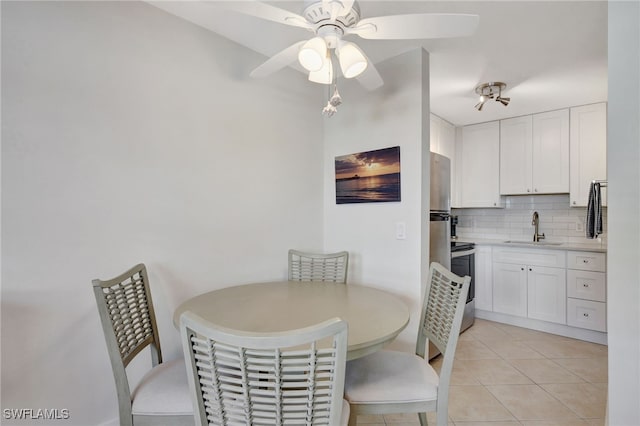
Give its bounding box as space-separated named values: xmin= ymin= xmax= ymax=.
xmin=503 ymin=240 xmax=563 ymax=246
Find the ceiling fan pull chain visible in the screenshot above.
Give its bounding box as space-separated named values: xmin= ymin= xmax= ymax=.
xmin=330 ymin=85 xmax=342 ymax=107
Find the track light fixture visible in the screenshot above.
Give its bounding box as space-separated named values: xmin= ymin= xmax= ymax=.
xmin=474 ymin=82 xmax=509 ymax=111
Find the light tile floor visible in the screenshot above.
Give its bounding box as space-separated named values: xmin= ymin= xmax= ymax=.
xmin=354 ymin=319 xmax=608 ymax=426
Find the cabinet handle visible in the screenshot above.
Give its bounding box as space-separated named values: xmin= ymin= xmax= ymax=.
xmin=527 ymin=189 xmax=531 ymax=193
xmin=529 ymin=268 xmax=532 ymax=272
xmin=583 ymin=313 xmax=590 ymax=318
xmin=583 ymin=283 xmax=590 ymax=288
xmin=521 ymin=267 xmax=525 ymax=271
xmin=573 ymin=201 xmax=577 ymax=205
xmin=583 ymin=259 xmax=589 ymax=264
xmin=534 ymin=188 xmax=538 ymax=192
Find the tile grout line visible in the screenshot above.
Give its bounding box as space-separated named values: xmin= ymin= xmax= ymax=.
xmin=359 ymin=319 xmax=606 ymax=425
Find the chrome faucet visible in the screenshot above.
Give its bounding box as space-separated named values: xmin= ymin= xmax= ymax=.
xmin=532 ymin=211 xmax=545 ymax=242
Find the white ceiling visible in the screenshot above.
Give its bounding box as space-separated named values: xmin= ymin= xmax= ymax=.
xmin=149 ymin=1 xmax=608 ymax=126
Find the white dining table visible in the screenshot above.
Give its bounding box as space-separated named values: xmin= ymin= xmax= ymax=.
xmin=173 ymin=280 xmax=410 ymax=360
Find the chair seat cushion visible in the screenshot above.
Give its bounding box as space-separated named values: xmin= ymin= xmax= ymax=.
xmin=344 ymin=350 xmax=439 ymax=405
xmin=131 ymin=358 xmax=192 ymax=416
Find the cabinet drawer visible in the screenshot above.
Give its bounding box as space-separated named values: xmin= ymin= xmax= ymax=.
xmin=493 ymin=247 xmax=566 ymax=268
xmin=567 ymin=251 xmax=606 ymax=272
xmin=567 ymin=270 xmax=606 ymax=302
xmin=567 ymin=298 xmax=606 ymax=332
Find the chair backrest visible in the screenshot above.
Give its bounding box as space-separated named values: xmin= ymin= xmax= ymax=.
xmin=180 ymin=312 xmax=348 ymax=426
xmin=92 ymin=263 xmax=162 ymax=423
xmin=416 ymin=262 xmax=470 ymax=421
xmin=288 ymin=249 xmax=349 ymax=283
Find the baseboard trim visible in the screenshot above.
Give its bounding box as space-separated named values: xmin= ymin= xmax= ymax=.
xmin=475 ymin=309 xmax=608 ymax=345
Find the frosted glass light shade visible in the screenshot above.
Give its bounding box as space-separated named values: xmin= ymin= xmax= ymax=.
xmin=298 ymin=37 xmax=327 ymax=72
xmin=338 ymin=42 xmax=367 ymax=78
xmin=308 ymin=55 xmax=333 ymax=84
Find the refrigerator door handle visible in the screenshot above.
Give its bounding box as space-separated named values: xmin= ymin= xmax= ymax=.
xmin=430 ymin=212 xmax=451 ymax=221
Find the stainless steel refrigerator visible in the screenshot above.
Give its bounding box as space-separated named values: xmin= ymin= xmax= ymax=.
xmin=428 ymin=152 xmax=451 ymax=359
xmin=429 ymin=152 xmax=451 ymax=270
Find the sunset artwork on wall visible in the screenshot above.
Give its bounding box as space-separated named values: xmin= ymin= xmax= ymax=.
xmin=335 ymin=146 xmax=401 ymax=204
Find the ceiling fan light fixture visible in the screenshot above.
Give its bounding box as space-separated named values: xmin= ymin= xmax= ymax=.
xmin=298 ymin=37 xmax=327 ymax=72
xmin=308 ymin=53 xmax=334 ymax=84
xmin=337 ymin=41 xmax=368 ymax=78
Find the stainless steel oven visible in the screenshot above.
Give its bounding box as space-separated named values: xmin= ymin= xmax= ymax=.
xmin=451 ymin=241 xmax=475 ymax=332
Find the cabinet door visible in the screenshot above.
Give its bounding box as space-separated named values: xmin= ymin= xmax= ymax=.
xmin=439 ymin=118 xmax=457 ymax=209
xmin=570 ymin=103 xmax=607 ymax=207
xmin=493 ymin=262 xmax=527 ymax=317
xmin=500 ymin=115 xmax=532 ymax=194
xmin=430 ymin=113 xmax=441 ymax=153
xmin=527 ymin=266 xmax=567 ymax=324
xmin=532 ymin=109 xmax=569 ymax=194
xmin=474 ymin=245 xmax=493 ymax=311
xmin=460 ymin=122 xmax=501 ymax=207
xmin=431 ymin=114 xmax=458 ymax=208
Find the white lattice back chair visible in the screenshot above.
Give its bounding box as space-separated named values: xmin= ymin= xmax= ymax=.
xmin=288 ymin=249 xmax=349 ymax=283
xmin=180 ymin=311 xmax=350 ymax=425
xmin=92 ymin=263 xmax=193 ymax=426
xmin=344 ymin=262 xmax=470 ymax=426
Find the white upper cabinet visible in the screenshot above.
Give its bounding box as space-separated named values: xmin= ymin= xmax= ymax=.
xmin=460 ymin=121 xmax=501 ymax=207
xmin=570 ymin=103 xmax=607 ymax=207
xmin=430 ymin=113 xmax=441 ymax=153
xmin=532 ymin=109 xmax=570 ymax=193
xmin=500 ymin=115 xmax=533 ymax=194
xmin=500 ymin=109 xmax=569 ymax=195
xmin=430 ymin=114 xmax=458 ymax=207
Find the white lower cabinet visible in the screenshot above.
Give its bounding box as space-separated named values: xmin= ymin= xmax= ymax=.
xmin=477 ymin=245 xmax=606 ymax=341
xmin=566 ymin=251 xmax=606 ymax=332
xmin=492 ymin=247 xmax=566 ymax=324
xmin=493 ymin=262 xmax=566 ymax=324
xmin=527 ymin=266 xmax=566 ymax=324
xmin=493 ymin=262 xmax=527 ymax=317
xmin=474 ymin=245 xmax=493 ymax=311
xmin=567 ymin=299 xmax=606 ymax=332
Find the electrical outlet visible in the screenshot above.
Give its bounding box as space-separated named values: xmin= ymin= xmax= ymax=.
xmin=396 ymin=222 xmax=406 ymax=240
xmin=576 ymin=221 xmax=584 ymax=232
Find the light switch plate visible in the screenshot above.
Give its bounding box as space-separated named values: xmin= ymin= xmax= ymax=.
xmin=396 ymin=222 xmax=406 ymax=240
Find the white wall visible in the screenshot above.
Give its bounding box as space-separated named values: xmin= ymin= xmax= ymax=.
xmin=1 ymin=2 xmax=324 ymax=424
xmin=323 ymin=49 xmax=430 ymax=351
xmin=607 ymin=2 xmax=640 ymax=425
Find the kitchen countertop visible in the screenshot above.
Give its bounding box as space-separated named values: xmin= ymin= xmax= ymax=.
xmin=454 ymin=237 xmax=607 ymax=253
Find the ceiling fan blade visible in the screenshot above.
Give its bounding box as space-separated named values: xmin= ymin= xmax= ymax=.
xmin=250 ymin=41 xmax=307 ymax=78
xmin=356 ymin=56 xmax=383 ymax=91
xmin=220 ymin=2 xmax=313 ymax=30
xmin=347 ymin=13 xmax=479 ymax=40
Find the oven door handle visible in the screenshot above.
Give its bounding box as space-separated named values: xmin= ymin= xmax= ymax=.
xmin=451 ymin=249 xmax=476 ymax=258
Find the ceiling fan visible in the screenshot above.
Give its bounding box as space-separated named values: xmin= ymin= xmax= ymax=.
xmin=221 ymin=0 xmax=480 ymax=90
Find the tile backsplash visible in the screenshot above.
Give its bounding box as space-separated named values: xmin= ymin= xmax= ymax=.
xmin=452 ymin=194 xmax=607 ymax=247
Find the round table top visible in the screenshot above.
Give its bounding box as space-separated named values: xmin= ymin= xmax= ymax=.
xmin=173 ymin=280 xmax=410 ymax=360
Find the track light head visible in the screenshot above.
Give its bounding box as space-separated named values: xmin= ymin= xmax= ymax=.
xmin=496 ymin=96 xmax=510 ymax=106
